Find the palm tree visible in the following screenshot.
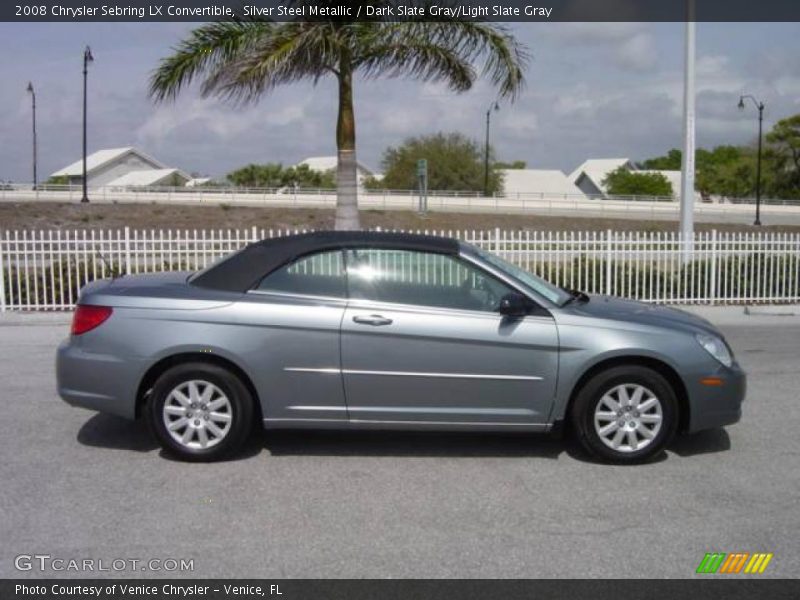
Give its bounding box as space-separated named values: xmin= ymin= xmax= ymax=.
xmin=149 ymin=8 xmax=528 ymax=229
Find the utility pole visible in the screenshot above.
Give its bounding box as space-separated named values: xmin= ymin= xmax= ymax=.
xmin=417 ymin=158 xmax=428 ymax=214
xmin=26 ymin=82 xmax=37 ymax=190
xmin=81 ymin=45 xmax=94 ymax=203
xmin=679 ymin=0 xmax=696 ymax=260
xmin=483 ymin=102 xmax=499 ymax=197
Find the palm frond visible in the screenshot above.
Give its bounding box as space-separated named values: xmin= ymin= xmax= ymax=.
xmin=209 ymin=22 xmax=340 ymax=104
xmin=445 ymin=21 xmax=529 ymax=100
xmin=149 ymin=19 xmax=274 ymax=102
xmin=357 ymin=21 xmax=529 ymax=100
xmin=358 ymin=40 xmax=475 ymax=92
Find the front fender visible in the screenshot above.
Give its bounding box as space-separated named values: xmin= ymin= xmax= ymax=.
xmin=549 ymin=324 xmax=699 ymax=424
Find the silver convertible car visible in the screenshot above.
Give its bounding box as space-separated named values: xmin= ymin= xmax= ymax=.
xmin=57 ymin=231 xmax=745 ymax=463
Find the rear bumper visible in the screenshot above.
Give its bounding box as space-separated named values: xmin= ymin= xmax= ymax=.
xmin=686 ymin=363 xmax=746 ymax=433
xmin=56 ymin=338 xmax=142 ymax=419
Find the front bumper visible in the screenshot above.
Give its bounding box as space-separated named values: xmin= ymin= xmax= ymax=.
xmin=56 ymin=338 xmax=143 ymax=419
xmin=686 ymin=362 xmax=746 ymax=433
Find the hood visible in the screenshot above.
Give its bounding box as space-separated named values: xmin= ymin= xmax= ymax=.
xmin=561 ymin=294 xmax=718 ymax=335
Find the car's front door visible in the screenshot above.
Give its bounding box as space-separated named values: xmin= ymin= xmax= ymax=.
xmin=340 ymin=248 xmax=559 ymax=427
xmin=237 ymin=250 xmax=348 ymax=425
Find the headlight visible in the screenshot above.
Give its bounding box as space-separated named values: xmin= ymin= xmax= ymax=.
xmin=695 ymin=333 xmax=733 ymax=367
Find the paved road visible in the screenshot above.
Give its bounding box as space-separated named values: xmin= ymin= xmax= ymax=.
xmin=1 ymin=312 xmax=798 ymax=579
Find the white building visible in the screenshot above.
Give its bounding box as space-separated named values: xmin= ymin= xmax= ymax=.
xmin=103 ymin=168 xmax=191 ymax=188
xmin=569 ymin=158 xmax=636 ymax=196
xmin=51 ymin=147 xmax=190 ymax=188
xmin=296 ymin=156 xmax=376 ymax=187
xmin=185 ymin=177 xmax=212 ymax=188
xmin=500 ymin=169 xmax=585 ymax=198
xmin=569 ymin=158 xmax=682 ymax=199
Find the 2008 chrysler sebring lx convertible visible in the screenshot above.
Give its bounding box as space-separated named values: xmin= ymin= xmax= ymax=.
xmin=57 ymin=231 xmax=745 ymax=463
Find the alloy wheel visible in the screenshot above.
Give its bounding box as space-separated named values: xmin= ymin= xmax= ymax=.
xmin=593 ymin=383 xmax=663 ymax=453
xmin=162 ymin=380 xmax=233 ymax=450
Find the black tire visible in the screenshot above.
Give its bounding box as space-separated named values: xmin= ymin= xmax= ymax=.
xmin=146 ymin=362 xmax=254 ymax=462
xmin=570 ymin=365 xmax=678 ymax=464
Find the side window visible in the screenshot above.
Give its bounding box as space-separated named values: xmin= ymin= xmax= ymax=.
xmin=256 ymin=250 xmax=346 ymax=298
xmin=345 ymin=249 xmax=513 ymax=313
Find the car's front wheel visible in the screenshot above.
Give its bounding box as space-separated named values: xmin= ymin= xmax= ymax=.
xmin=571 ymin=365 xmax=678 ymax=463
xmin=147 ymin=362 xmax=254 ymax=462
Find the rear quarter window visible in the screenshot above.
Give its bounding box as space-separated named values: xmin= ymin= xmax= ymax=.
xmin=256 ymin=250 xmax=346 ymax=298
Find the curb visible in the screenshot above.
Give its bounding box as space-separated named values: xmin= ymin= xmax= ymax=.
xmin=0 ymin=311 xmax=72 ymax=326
xmin=744 ymin=305 xmax=800 ymax=316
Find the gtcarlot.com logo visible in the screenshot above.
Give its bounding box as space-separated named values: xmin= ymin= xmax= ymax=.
xmin=696 ymin=552 xmax=773 ymax=574
xmin=14 ymin=554 xmax=194 ymax=573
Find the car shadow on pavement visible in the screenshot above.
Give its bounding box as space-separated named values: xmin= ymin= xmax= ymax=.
xmin=77 ymin=413 xmax=159 ymax=452
xmin=560 ymin=427 xmax=732 ymax=465
xmin=668 ymin=427 xmax=731 ymax=457
xmin=260 ymin=430 xmax=568 ymax=459
xmin=76 ymin=414 xmax=732 ymax=463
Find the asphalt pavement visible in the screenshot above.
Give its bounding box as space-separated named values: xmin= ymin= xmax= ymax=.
xmin=1 ymin=309 xmax=798 ymax=578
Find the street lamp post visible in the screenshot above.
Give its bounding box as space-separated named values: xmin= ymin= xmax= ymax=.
xmin=81 ymin=45 xmax=94 ymax=203
xmin=738 ymin=94 xmax=765 ymax=226
xmin=483 ymin=102 xmax=499 ymax=197
xmin=26 ymin=82 xmax=37 ymax=190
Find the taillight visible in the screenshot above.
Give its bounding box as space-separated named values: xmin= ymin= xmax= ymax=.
xmin=71 ymin=305 xmax=113 ymax=335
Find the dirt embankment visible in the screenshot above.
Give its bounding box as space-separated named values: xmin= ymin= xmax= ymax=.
xmin=2 ymin=202 xmax=798 ymax=234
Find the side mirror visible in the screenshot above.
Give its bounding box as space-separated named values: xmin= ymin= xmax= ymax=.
xmin=498 ymin=292 xmax=531 ymax=317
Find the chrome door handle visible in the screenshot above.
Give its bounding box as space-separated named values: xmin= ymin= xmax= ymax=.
xmin=352 ymin=314 xmax=393 ymax=326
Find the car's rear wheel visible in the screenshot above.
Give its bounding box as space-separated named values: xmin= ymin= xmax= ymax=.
xmin=147 ymin=362 xmax=254 ymax=462
xmin=571 ymin=365 xmax=678 ymax=463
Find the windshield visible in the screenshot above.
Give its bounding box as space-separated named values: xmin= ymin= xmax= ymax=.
xmin=465 ymin=243 xmax=571 ymax=306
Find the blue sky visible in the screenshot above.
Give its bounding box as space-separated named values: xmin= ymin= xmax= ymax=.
xmin=1 ymin=21 xmax=799 ymax=182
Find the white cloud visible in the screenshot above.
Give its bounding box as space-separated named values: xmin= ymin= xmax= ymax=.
xmin=615 ymin=33 xmax=657 ymax=72
xmin=136 ymin=97 xmax=309 ymax=145
xmin=540 ymin=22 xmax=657 ymax=73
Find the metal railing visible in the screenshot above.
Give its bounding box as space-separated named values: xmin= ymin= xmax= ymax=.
xmin=3 ymin=182 xmax=800 ymax=205
xmin=4 ymin=184 xmax=800 ymax=227
xmin=1 ymin=228 xmax=798 ymax=311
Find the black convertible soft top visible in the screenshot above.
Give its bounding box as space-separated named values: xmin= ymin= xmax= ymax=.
xmin=190 ymin=230 xmax=460 ymax=292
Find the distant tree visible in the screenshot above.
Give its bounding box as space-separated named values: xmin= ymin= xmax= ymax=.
xmin=494 ymin=160 xmax=527 ymax=169
xmin=639 ymin=149 xmax=682 ymax=170
xmin=766 ymin=114 xmax=800 ymax=199
xmin=603 ymin=167 xmax=673 ymax=197
xmin=226 ymin=163 xmax=335 ymax=188
xmin=283 ymin=164 xmax=336 ymax=189
xmin=695 ymin=146 xmax=756 ymax=198
xmin=226 ymin=163 xmax=283 ymax=188
xmin=196 ymin=180 xmax=228 ymax=188
xmin=639 ymin=146 xmax=754 ymax=198
xmin=46 ymin=175 xmax=70 ymax=185
xmin=368 ymin=132 xmax=503 ymax=194
xmin=766 ymin=114 xmax=800 ymax=171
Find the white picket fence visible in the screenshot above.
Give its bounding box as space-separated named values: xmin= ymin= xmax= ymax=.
xmin=1 ymin=228 xmax=799 ymax=311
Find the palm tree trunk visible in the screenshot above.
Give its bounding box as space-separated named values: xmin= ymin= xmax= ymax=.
xmin=334 ymin=51 xmax=360 ymax=230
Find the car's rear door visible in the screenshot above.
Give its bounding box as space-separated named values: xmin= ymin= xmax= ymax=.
xmin=236 ymin=250 xmax=348 ymax=424
xmin=340 ymin=248 xmax=558 ymax=427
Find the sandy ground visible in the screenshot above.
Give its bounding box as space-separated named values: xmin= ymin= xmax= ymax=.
xmin=2 ymin=202 xmax=799 ymax=233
